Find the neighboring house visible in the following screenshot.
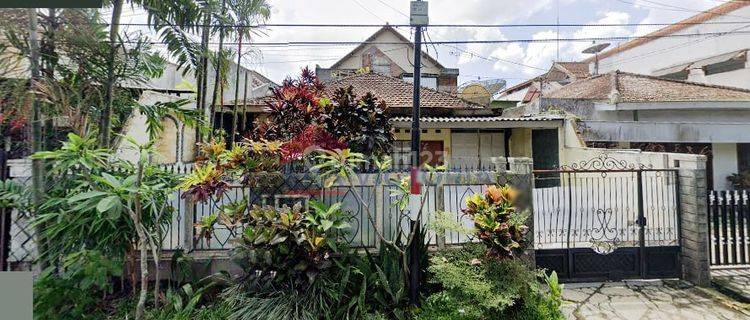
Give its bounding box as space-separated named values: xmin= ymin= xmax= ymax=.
xmin=118 ymin=61 xmax=277 ymax=164
xmin=572 ymin=1 xmax=750 ymax=189
xmin=536 ymin=71 xmax=750 ymax=189
xmin=316 ymin=25 xmax=459 ymax=93
xmin=494 ymin=61 xmax=590 ymax=108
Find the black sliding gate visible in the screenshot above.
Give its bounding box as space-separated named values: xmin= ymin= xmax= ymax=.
xmin=533 ymin=155 xmax=681 ymax=282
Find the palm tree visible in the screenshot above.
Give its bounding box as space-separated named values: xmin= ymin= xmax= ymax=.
xmin=230 ymin=0 xmax=270 ymax=144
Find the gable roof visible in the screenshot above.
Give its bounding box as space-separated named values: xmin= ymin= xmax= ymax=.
xmin=544 ymin=70 xmax=750 ymax=103
xmin=496 ymin=61 xmax=590 ymax=99
xmin=328 ymin=25 xmax=445 ymax=70
xmin=247 ymin=70 xmax=278 ymax=87
xmin=586 ymin=1 xmax=750 ymax=62
xmin=325 ymin=72 xmax=483 ymax=109
xmin=555 ymin=62 xmax=590 ymax=79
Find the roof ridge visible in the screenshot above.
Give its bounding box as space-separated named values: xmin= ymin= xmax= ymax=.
xmin=328 ymin=26 xmax=446 ymax=70
xmin=582 ymin=1 xmax=750 ymax=63
xmin=615 ymin=70 xmax=750 ymax=93
xmin=326 ymin=72 xmax=484 ymax=107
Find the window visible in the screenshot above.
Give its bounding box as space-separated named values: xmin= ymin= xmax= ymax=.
xmin=402 ymin=76 xmax=438 ymax=89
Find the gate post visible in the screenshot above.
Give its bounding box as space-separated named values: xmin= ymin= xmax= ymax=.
xmin=677 ymin=156 xmax=711 ymax=287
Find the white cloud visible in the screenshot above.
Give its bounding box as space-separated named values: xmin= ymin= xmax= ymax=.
xmin=566 ymin=11 xmax=632 ymax=61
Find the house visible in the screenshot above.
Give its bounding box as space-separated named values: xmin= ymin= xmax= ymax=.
xmin=316 ymin=25 xmax=459 ymax=93
xmin=117 ymin=61 xmax=277 ymax=164
xmin=583 ymin=1 xmax=750 ymax=188
xmin=535 ymin=70 xmax=750 ymax=189
xmin=323 ymin=72 xmax=565 ymax=170
xmin=494 ymin=61 xmax=590 ymax=108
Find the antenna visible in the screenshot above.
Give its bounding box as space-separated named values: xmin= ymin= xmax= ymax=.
xmin=582 ymin=42 xmax=610 ymax=75
xmin=556 ymin=0 xmax=560 ymax=62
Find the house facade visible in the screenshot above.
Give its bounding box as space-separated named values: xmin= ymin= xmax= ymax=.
xmin=118 ymin=61 xmax=277 ymax=164
xmin=535 ymin=71 xmax=750 ymax=189
xmin=494 ymin=61 xmax=590 ymax=108
xmin=316 ymin=26 xmax=459 ymax=94
xmin=585 ymin=1 xmax=750 ymax=189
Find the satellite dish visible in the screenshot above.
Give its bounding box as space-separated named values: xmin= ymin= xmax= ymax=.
xmin=582 ymin=43 xmax=610 ymax=54
xmin=582 ymin=43 xmax=611 ymax=75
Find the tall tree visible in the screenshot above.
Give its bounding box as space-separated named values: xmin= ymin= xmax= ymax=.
xmin=97 ymin=0 xmax=123 ymax=147
xmin=27 ymin=8 xmax=48 ymax=268
xmin=230 ymin=0 xmax=270 ymax=144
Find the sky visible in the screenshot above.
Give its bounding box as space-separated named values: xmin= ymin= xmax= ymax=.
xmin=117 ymin=0 xmax=730 ymax=86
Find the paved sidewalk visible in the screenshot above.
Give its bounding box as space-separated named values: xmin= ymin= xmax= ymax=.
xmin=712 ymin=268 xmax=750 ymax=302
xmin=562 ymin=280 xmax=749 ymax=320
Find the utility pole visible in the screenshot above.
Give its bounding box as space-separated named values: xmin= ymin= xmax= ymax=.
xmin=408 ymin=0 xmax=428 ymax=306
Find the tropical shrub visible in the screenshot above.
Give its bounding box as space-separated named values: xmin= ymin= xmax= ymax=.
xmin=728 ymin=170 xmax=750 ymax=189
xmin=34 ymin=250 xmax=122 ymax=320
xmin=415 ymin=244 xmax=564 ymax=320
xmin=463 ymin=185 xmax=529 ymax=259
xmin=252 ymin=68 xmax=393 ymax=157
xmin=323 ymin=86 xmax=393 ymax=156
xmin=230 ymin=201 xmax=351 ymax=285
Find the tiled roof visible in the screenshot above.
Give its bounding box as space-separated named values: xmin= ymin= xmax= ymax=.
xmin=586 ymin=1 xmax=750 ymax=62
xmin=555 ymin=62 xmax=590 ymax=79
xmin=544 ymin=71 xmax=750 ymax=102
xmin=325 ymin=72 xmax=484 ymax=109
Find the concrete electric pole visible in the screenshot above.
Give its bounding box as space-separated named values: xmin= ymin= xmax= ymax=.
xmin=408 ymin=0 xmax=428 ymax=305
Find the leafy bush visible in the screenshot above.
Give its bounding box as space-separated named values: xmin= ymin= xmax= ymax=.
xmin=230 ymin=200 xmax=351 ymax=286
xmin=34 ymin=250 xmax=122 ymax=320
xmin=463 ymin=185 xmax=529 ymax=259
xmin=728 ymin=170 xmax=750 ymax=189
xmin=415 ymin=245 xmax=564 ymax=320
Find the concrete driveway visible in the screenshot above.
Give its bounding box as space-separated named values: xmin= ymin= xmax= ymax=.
xmin=562 ymin=280 xmax=750 ymax=320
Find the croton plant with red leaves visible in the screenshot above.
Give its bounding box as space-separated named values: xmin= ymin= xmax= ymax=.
xmin=0 ymin=109 xmax=29 ymax=158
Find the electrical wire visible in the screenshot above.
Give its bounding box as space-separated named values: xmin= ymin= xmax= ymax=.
xmin=90 ymin=29 xmax=750 ymax=47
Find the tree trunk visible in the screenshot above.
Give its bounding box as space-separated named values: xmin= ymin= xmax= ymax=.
xmin=135 ymin=225 xmax=148 ymax=320
xmin=210 ymin=0 xmax=227 ymax=138
xmin=132 ymin=160 xmax=148 ymax=320
xmin=199 ymin=14 xmax=211 ymax=141
xmin=231 ymin=32 xmax=243 ymax=145
xmin=27 ymin=8 xmax=49 ymax=270
xmin=240 ymin=69 xmax=249 ymax=134
xmin=98 ymin=0 xmax=123 ymax=148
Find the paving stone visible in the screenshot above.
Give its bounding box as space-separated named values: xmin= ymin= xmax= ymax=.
xmin=562 ymin=281 xmax=749 ymax=320
xmin=712 ymin=268 xmax=750 ymax=303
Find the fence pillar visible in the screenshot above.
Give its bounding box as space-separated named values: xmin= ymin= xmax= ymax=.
xmin=677 ymin=156 xmax=711 ymax=287
xmin=435 ymin=181 xmax=446 ymax=249
xmin=374 ymin=179 xmax=384 ymax=250
xmin=183 ymin=198 xmax=195 ymax=251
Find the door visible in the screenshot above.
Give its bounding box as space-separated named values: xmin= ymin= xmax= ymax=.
xmin=532 ymin=129 xmax=560 ymax=187
xmin=420 ymin=141 xmax=444 ymax=167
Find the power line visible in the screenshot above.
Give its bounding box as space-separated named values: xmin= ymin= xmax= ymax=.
xmin=373 ymin=0 xmax=409 ymax=18
xmin=67 ymin=21 xmax=750 ymax=28
xmin=350 ymin=0 xmax=386 ymax=22
xmin=441 ymin=43 xmax=547 ymax=71
xmin=598 ymin=21 xmax=750 ymax=68
xmin=614 ymin=0 xmax=750 ymax=19
xmin=99 ymin=29 xmax=750 ymax=46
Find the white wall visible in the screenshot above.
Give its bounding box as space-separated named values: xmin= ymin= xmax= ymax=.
xmin=712 ymin=143 xmax=739 ymax=190
xmin=334 ymin=30 xmax=443 ymax=75
xmin=597 ymin=4 xmax=750 ymax=90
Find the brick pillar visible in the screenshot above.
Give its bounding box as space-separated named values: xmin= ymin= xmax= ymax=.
xmin=677 ymin=156 xmax=711 ymax=286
